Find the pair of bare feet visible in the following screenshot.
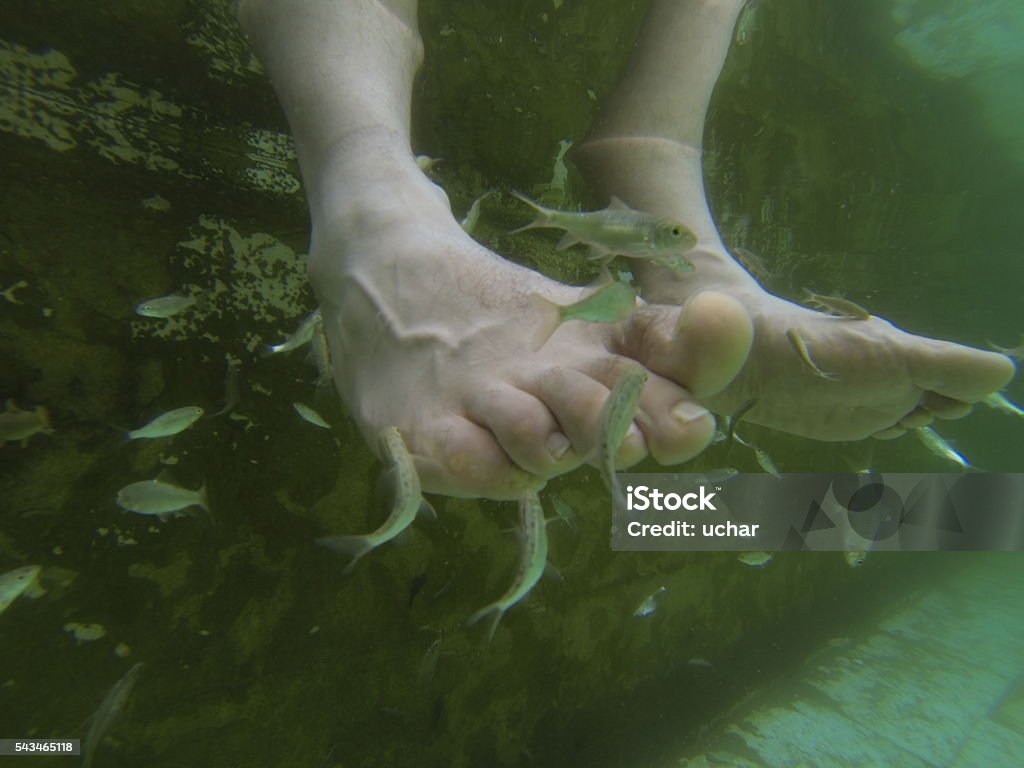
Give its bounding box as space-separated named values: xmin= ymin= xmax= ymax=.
xmin=241 ymin=0 xmax=1015 ymax=500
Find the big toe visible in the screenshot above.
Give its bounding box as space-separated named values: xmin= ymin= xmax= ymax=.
xmin=624 ymin=290 xmax=753 ymax=399
xmin=908 ymin=337 xmax=1017 ymax=403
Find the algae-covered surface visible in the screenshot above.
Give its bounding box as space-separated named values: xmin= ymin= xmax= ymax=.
xmin=1 ymin=1 xmax=1022 ymax=766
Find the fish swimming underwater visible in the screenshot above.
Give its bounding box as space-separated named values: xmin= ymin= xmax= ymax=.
xmin=127 ymin=406 xmax=204 ymax=440
xmin=317 ymin=426 xmax=434 ymax=575
xmin=595 ymin=366 xmax=649 ymax=508
xmin=263 ymin=308 xmax=321 ymax=356
xmin=0 ymin=565 xmax=43 ymax=617
xmin=82 ymin=663 xmax=145 ymax=768
xmin=983 ymin=391 xmax=1024 ymax=417
xmin=786 ymin=328 xmax=840 ymax=381
xmin=460 ymin=189 xmax=494 ymax=235
xmin=466 ymin=490 xmax=548 ymax=642
xmin=0 ymin=399 xmax=53 ymax=448
xmin=987 ymin=335 xmax=1024 ymax=360
xmin=915 ymin=426 xmax=972 ymax=470
xmin=633 ymin=585 xmax=667 ymax=618
xmin=738 ymin=551 xmax=773 ymax=567
xmin=801 ymin=289 xmax=870 ymax=320
xmin=530 ymin=280 xmax=637 ymax=350
xmin=134 ymin=293 xmax=199 ymax=319
xmin=510 ymin=191 xmax=696 ymax=272
xmin=844 ymin=550 xmax=868 ymax=568
xmin=115 ymin=477 xmax=209 ymax=521
xmin=724 ymin=398 xmax=758 ymax=449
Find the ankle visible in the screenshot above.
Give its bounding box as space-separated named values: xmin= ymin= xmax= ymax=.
xmin=309 ymin=130 xmax=455 ymax=250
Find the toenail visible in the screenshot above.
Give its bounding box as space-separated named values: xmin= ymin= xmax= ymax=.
xmin=670 ymin=400 xmax=710 ymax=425
xmin=546 ymin=432 xmax=570 ymax=461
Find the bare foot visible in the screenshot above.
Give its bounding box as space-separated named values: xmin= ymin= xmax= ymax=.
xmin=309 ymin=141 xmax=752 ymax=498
xmin=575 ymin=136 xmax=1016 ymax=442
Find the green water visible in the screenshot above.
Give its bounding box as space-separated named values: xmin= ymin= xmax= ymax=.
xmin=1 ymin=1 xmax=1022 ymax=766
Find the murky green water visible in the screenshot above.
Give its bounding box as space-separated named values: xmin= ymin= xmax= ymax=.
xmin=1 ymin=1 xmax=1022 ymax=766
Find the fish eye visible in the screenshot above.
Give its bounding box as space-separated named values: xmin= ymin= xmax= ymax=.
xmin=671 ymin=227 xmax=681 ymax=236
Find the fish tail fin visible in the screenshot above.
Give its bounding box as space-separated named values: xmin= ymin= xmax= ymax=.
xmin=466 ymin=603 xmax=506 ymax=643
xmin=316 ymin=536 xmax=376 ymax=575
xmin=37 ymin=407 xmax=53 ymax=433
xmin=196 ymin=483 xmax=212 ymax=519
xmin=194 ymin=290 xmax=212 ymax=313
xmin=610 ymin=474 xmax=628 ymax=511
xmin=509 ymin=191 xmax=552 ymax=234
xmin=528 ymin=293 xmax=563 ymax=351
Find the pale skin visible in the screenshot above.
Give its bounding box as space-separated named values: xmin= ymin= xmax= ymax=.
xmin=238 ymin=0 xmax=1015 ymax=500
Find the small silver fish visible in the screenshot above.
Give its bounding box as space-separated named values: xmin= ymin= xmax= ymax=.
xmin=211 ymin=356 xmax=241 ymax=418
xmin=986 ymin=336 xmax=1024 ymax=360
xmin=786 ymin=328 xmax=840 ymax=381
xmin=802 ymin=289 xmax=870 ymax=320
xmin=733 ymin=433 xmax=780 ymax=477
xmin=595 ymin=366 xmax=649 ymax=507
xmin=317 ymin=427 xmax=433 ymax=575
xmin=141 ymin=194 xmax=171 ymax=212
xmin=511 ymin=191 xmax=696 ymax=272
xmin=306 ymin=314 xmax=333 ymax=388
xmin=460 ymin=190 xmax=494 ymax=235
xmin=754 ymin=447 xmax=782 ymax=478
xmin=732 ymin=247 xmax=772 ymax=281
xmin=82 ymin=663 xmax=144 ymax=768
xmin=983 ymin=391 xmax=1024 ymax=417
xmin=915 ymin=426 xmax=971 ymax=469
xmin=127 ymin=406 xmax=204 ymax=440
xmin=0 ymin=399 xmax=53 ymax=448
xmin=293 ymin=402 xmax=330 ymax=429
xmin=844 ymin=550 xmax=868 ymax=568
xmin=0 ymin=565 xmax=42 ymax=617
xmin=1 ymin=279 xmax=28 ymax=304
xmin=725 ymin=398 xmax=758 ymax=448
xmin=417 ymin=637 xmax=444 ymax=687
xmin=738 ymin=551 xmax=773 ymax=567
xmin=115 ymin=478 xmax=209 ymax=521
xmin=134 ymin=293 xmax=198 ymax=319
xmin=701 ymin=468 xmax=740 ymax=484
xmin=263 ymin=308 xmax=321 ymax=356
xmin=633 ymin=585 xmax=667 ymax=618
xmin=466 ymin=490 xmax=548 ymax=642
xmin=415 ymin=155 xmax=442 ymax=172
xmin=687 ymin=657 xmax=715 ymax=670
xmin=550 ymin=495 xmax=579 ymax=533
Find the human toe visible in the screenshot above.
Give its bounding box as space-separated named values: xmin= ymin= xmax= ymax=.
xmin=631 ymin=371 xmax=716 ymax=465
xmin=908 ymin=339 xmax=1016 ymax=402
xmin=408 ymin=417 xmax=544 ymax=500
xmin=529 ymin=364 xmax=648 ymax=467
xmin=921 ymin=392 xmax=973 ymax=420
xmin=464 ymin=385 xmax=580 ymax=477
xmin=624 ymin=290 xmax=752 ymax=399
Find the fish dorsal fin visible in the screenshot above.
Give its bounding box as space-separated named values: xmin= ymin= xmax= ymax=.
xmin=605 ymin=196 xmax=631 ymax=211
xmin=417 ymin=498 xmax=437 ymax=522
xmin=555 ymin=231 xmax=580 ymax=251
xmin=543 ymin=561 xmax=563 ymax=583
xmin=155 ymin=469 xmax=179 ymax=485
